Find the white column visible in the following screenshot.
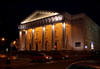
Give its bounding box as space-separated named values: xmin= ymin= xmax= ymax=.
xmin=62 ymin=22 xmax=66 ymax=50
xmin=19 ymin=30 xmax=22 ymax=51
xmin=25 ymin=30 xmax=27 ymax=51
xmin=51 ymin=24 xmax=55 ymax=50
xmin=42 ymin=26 xmax=45 ymax=50
xmin=31 ymin=28 xmax=34 ymax=51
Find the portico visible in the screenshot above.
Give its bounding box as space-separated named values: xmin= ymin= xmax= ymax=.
xmin=19 ymin=23 xmax=68 ymax=51
xmin=18 ymin=10 xmax=72 ymax=51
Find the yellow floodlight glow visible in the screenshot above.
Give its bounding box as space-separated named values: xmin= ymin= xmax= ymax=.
xmin=32 ymin=28 xmax=34 ymax=33
xmin=52 ymin=24 xmax=54 ymax=30
xmin=2 ymin=38 xmax=5 ymax=41
xmin=43 ymin=26 xmax=45 ymax=31
xmin=54 ymin=13 xmax=59 ymax=15
xmin=13 ymin=41 xmax=16 ymax=44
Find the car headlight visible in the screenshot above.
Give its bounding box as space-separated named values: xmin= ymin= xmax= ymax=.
xmin=46 ymin=57 xmax=48 ymax=59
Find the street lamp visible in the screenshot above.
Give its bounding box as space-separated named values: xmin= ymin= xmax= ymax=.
xmin=13 ymin=41 xmax=16 ymax=45
xmin=2 ymin=38 xmax=5 ymax=41
xmin=0 ymin=38 xmax=5 ymax=53
xmin=91 ymin=42 xmax=94 ymax=55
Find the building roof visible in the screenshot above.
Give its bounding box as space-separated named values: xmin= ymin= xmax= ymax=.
xmin=21 ymin=10 xmax=60 ymax=24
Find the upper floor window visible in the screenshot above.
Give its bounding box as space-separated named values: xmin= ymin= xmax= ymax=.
xmin=55 ymin=30 xmax=57 ymax=38
xmin=35 ymin=33 xmax=38 ymax=39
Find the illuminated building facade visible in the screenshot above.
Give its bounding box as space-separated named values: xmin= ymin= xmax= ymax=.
xmin=18 ymin=10 xmax=100 ymax=52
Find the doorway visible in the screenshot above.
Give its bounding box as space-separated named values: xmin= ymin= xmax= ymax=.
xmin=29 ymin=44 xmax=31 ymax=51
xmin=55 ymin=42 xmax=57 ymax=50
xmin=36 ymin=43 xmax=38 ymax=51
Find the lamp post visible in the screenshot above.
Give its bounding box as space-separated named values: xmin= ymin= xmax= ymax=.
xmin=10 ymin=41 xmax=16 ymax=59
xmin=6 ymin=41 xmax=13 ymax=65
xmin=1 ymin=38 xmax=5 ymax=53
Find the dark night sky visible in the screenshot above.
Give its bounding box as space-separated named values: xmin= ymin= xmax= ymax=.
xmin=0 ymin=0 xmax=100 ymax=41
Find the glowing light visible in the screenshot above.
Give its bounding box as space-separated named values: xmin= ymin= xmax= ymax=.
xmin=54 ymin=13 xmax=59 ymax=15
xmin=32 ymin=28 xmax=34 ymax=32
xmin=2 ymin=38 xmax=5 ymax=41
xmin=20 ymin=31 xmax=21 ymax=35
xmin=91 ymin=42 xmax=94 ymax=49
xmin=85 ymin=46 xmax=87 ymax=49
xmin=21 ymin=11 xmax=59 ymax=24
xmin=13 ymin=41 xmax=16 ymax=44
xmin=52 ymin=24 xmax=54 ymax=30
xmin=21 ymin=22 xmax=25 ymax=24
xmin=25 ymin=30 xmax=27 ymax=34
xmin=43 ymin=26 xmax=45 ymax=31
xmin=46 ymin=57 xmax=48 ymax=59
xmin=55 ymin=45 xmax=56 ymax=48
xmin=63 ymin=22 xmax=65 ymax=28
xmin=12 ymin=56 xmax=17 ymax=59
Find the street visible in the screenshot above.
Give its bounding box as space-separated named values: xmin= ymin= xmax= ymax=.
xmin=13 ymin=55 xmax=100 ymax=69
xmin=0 ymin=54 xmax=100 ymax=69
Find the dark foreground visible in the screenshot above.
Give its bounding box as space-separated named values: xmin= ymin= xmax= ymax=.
xmin=0 ymin=54 xmax=100 ymax=69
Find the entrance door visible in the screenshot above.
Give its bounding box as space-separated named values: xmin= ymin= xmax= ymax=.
xmin=36 ymin=44 xmax=38 ymax=51
xmin=29 ymin=44 xmax=31 ymax=51
xmin=55 ymin=42 xmax=57 ymax=50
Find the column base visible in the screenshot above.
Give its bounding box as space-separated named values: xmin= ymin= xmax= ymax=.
xmin=31 ymin=49 xmax=35 ymax=51
xmin=21 ymin=49 xmax=26 ymax=51
xmin=62 ymin=48 xmax=66 ymax=50
xmin=41 ymin=49 xmax=45 ymax=51
xmin=51 ymin=48 xmax=55 ymax=50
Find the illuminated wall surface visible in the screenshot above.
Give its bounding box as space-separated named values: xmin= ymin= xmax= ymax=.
xmin=18 ymin=10 xmax=100 ymax=51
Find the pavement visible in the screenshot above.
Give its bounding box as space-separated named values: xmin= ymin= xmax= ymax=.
xmin=0 ymin=54 xmax=37 ymax=69
xmin=0 ymin=53 xmax=100 ymax=69
xmin=0 ymin=58 xmax=29 ymax=68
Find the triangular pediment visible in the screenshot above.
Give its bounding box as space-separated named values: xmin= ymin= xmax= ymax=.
xmin=21 ymin=10 xmax=59 ymax=24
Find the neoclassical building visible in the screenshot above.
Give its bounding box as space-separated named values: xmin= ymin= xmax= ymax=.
xmin=18 ymin=10 xmax=100 ymax=52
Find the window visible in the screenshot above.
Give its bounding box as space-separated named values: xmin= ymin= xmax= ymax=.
xmin=75 ymin=42 xmax=81 ymax=47
xmin=55 ymin=30 xmax=57 ymax=38
xmin=45 ymin=31 xmax=47 ymax=39
xmin=30 ymin=34 xmax=31 ymax=39
xmin=35 ymin=33 xmax=38 ymax=39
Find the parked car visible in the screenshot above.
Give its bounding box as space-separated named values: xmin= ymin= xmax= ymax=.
xmin=66 ymin=60 xmax=100 ymax=69
xmin=30 ymin=53 xmax=52 ymax=62
xmin=51 ymin=52 xmax=68 ymax=60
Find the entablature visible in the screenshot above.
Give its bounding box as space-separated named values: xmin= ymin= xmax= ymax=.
xmin=18 ymin=15 xmax=64 ymax=30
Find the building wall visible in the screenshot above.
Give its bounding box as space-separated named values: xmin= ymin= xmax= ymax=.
xmin=26 ymin=29 xmax=32 ymax=51
xmin=72 ymin=20 xmax=84 ymax=51
xmin=45 ymin=25 xmax=52 ymax=51
xmin=19 ymin=12 xmax=100 ymax=52
xmin=54 ymin=23 xmax=62 ymax=50
xmin=66 ymin=23 xmax=72 ymax=50
xmin=34 ymin=27 xmax=42 ymax=51
xmin=22 ymin=31 xmax=25 ymax=50
xmin=84 ymin=17 xmax=100 ymax=51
